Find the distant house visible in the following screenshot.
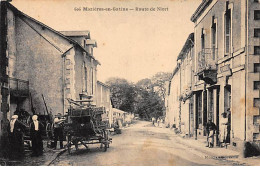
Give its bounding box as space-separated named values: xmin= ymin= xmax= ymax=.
xmin=96 ymin=81 xmax=113 ymax=127
xmin=165 ymin=33 xmax=194 ymax=134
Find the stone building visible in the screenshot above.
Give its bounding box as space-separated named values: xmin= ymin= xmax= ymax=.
xmin=96 ymin=80 xmax=113 ymax=127
xmin=166 ymin=0 xmax=260 ymax=156
xmin=165 ymin=33 xmax=194 ymax=136
xmin=0 ymin=1 xmax=100 ymax=152
xmin=191 ymin=0 xmax=259 ymax=154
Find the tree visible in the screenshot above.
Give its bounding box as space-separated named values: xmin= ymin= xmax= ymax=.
xmin=150 ymin=72 xmax=172 ymax=100
xmin=106 ymin=77 xmax=136 ymax=113
xmin=106 ymin=72 xmax=171 ymax=120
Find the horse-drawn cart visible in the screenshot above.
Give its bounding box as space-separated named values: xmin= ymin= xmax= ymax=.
xmin=64 ymin=99 xmax=112 ymax=154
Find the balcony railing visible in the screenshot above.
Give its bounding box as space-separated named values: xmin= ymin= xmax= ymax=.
xmin=197 ymin=48 xmax=217 ymax=73
xmin=9 ymin=77 xmax=29 ymax=97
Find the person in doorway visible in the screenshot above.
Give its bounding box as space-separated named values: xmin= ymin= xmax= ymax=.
xmin=30 ymin=115 xmax=44 ymax=157
xmin=220 ymin=111 xmax=229 ymax=148
xmin=7 ymin=115 xmax=26 ymax=160
xmin=226 ymin=108 xmax=231 ymax=144
xmin=205 ymin=118 xmax=216 ymax=148
xmin=53 ymin=113 xmax=65 ymax=149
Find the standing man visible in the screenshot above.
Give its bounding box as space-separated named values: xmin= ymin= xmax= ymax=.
xmin=220 ymin=112 xmax=229 ymax=148
xmin=53 ymin=113 xmax=65 ymax=149
xmin=7 ymin=115 xmax=26 ymax=160
xmin=30 ymin=115 xmax=44 ymax=157
xmin=205 ymin=118 xmax=216 ymax=148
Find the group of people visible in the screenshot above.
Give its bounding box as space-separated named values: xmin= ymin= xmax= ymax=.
xmin=6 ymin=113 xmax=65 ymax=160
xmin=152 ymin=117 xmax=164 ymax=128
xmin=205 ymin=108 xmax=231 ymax=148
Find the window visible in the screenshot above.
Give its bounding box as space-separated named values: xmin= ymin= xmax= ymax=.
xmin=201 ymin=29 xmax=205 ymax=51
xmin=66 ymin=59 xmax=70 ymax=65
xmin=225 ymin=9 xmax=231 ymax=55
xmin=254 ymin=46 xmax=260 ymax=55
xmin=254 ymin=10 xmax=260 ymax=20
xmin=254 ymin=98 xmax=260 ymax=108
xmin=91 ymin=68 xmax=94 ymax=94
xmin=254 ymin=81 xmax=260 ymax=90
xmin=254 ymin=63 xmax=260 ymax=72
xmin=254 ymin=28 xmax=260 ymax=37
xmin=82 ymin=62 xmax=88 ymax=92
xmin=84 ymin=67 xmax=88 ymax=92
xmin=211 ymin=18 xmax=217 ymax=60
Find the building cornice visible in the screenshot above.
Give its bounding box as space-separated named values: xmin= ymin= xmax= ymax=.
xmin=190 ymin=0 xmax=213 ymax=22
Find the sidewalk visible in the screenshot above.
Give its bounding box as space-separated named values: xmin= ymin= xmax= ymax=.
xmin=1 ymin=140 xmax=66 ymax=166
xmin=169 ymin=128 xmax=260 ymax=166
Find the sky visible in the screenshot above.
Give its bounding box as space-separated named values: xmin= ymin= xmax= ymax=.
xmin=11 ymin=0 xmax=201 ymax=83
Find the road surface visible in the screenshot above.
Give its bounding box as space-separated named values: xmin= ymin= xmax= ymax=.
xmin=51 ymin=120 xmax=247 ymax=166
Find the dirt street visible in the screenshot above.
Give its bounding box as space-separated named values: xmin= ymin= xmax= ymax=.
xmin=51 ymin=120 xmax=248 ymax=166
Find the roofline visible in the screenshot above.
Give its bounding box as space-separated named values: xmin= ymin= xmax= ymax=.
xmin=170 ymin=65 xmax=179 ymax=80
xmin=8 ymin=2 xmax=100 ymax=65
xmin=97 ymin=80 xmax=110 ymax=89
xmin=190 ymin=0 xmax=212 ymax=22
xmin=177 ymin=33 xmax=194 ymax=60
xmin=59 ymin=31 xmax=91 ymax=39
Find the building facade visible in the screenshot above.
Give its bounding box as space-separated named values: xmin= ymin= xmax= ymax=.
xmin=165 ymin=33 xmax=194 ymax=136
xmin=96 ymin=80 xmax=113 ymax=127
xmin=191 ymin=0 xmax=260 ymax=154
xmin=0 ymin=1 xmax=100 ymax=153
xmin=166 ymin=0 xmax=260 ymax=156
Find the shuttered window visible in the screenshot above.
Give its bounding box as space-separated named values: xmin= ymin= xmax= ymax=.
xmin=254 ymin=28 xmax=260 ymax=37
xmin=225 ymin=10 xmax=231 ymax=55
xmin=254 ymin=81 xmax=260 ymax=90
xmin=254 ymin=46 xmax=260 ymax=55
xmin=254 ymin=98 xmax=260 ymax=108
xmin=254 ymin=63 xmax=260 ymax=72
xmin=211 ymin=22 xmax=216 ymax=60
xmin=254 ymin=10 xmax=260 ymax=20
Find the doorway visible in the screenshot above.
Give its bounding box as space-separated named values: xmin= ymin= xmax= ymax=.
xmin=224 ymin=85 xmax=231 ymax=143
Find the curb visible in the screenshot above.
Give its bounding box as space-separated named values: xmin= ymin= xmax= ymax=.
xmin=173 ymin=133 xmax=240 ymax=159
xmin=44 ymin=148 xmax=67 ymax=166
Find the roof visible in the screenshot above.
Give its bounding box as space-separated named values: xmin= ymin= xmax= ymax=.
xmin=7 ymin=2 xmax=100 ymax=65
xmin=86 ymin=39 xmax=97 ymax=47
xmin=190 ymin=0 xmax=213 ymax=22
xmin=59 ymin=31 xmax=90 ymax=38
xmin=170 ymin=65 xmax=179 ymax=80
xmin=177 ymin=33 xmax=194 ymax=60
xmin=97 ymin=81 xmax=110 ymax=89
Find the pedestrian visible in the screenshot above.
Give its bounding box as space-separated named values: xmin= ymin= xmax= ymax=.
xmin=205 ymin=118 xmax=216 ymax=148
xmin=160 ymin=118 xmax=164 ymax=128
xmin=53 ymin=113 xmax=65 ymax=149
xmin=7 ymin=115 xmax=26 ymax=160
xmin=152 ymin=117 xmax=155 ymax=126
xmin=220 ymin=111 xmax=228 ymax=148
xmin=157 ymin=117 xmax=160 ymax=127
xmin=30 ymin=115 xmax=44 ymax=157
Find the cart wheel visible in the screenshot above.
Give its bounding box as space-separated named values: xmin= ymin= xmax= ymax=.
xmin=0 ymin=161 xmax=6 ymax=166
xmin=103 ymin=143 xmax=107 ymax=152
xmin=67 ymin=135 xmax=72 ymax=154
xmin=105 ymin=130 xmax=110 ymax=148
xmin=46 ymin=123 xmax=52 ymax=139
xmin=101 ymin=130 xmax=108 ymax=152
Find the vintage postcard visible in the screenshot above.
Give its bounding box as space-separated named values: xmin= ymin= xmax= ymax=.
xmin=0 ymin=0 xmax=259 ymax=166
